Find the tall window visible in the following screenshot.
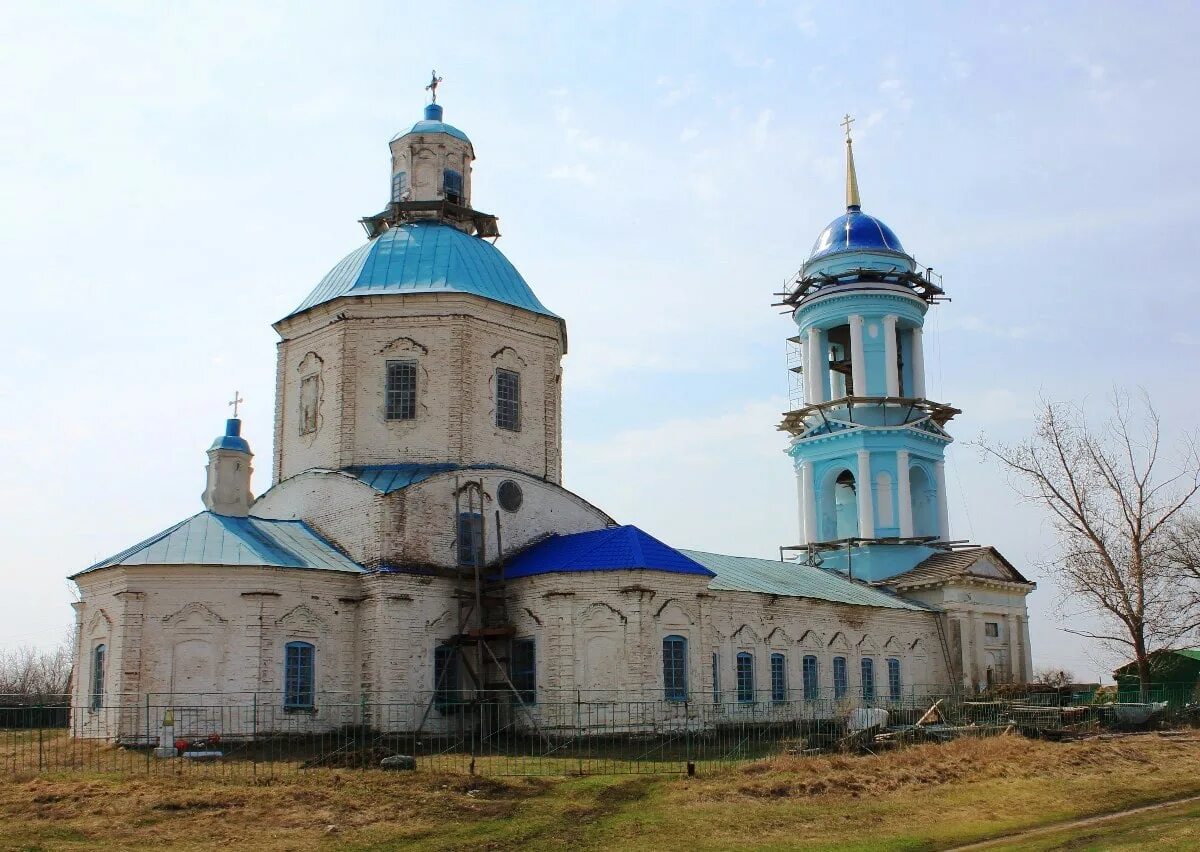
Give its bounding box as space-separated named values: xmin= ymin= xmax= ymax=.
xmin=770 ymin=653 xmax=787 ymax=703
xmin=391 ymin=171 xmax=408 ymax=202
xmin=802 ymin=655 xmax=819 ymax=701
xmin=443 ymin=168 xmax=464 ymax=204
xmin=495 ymin=369 xmax=520 ymax=431
xmin=457 ymin=512 xmax=483 ymax=566
xmin=385 ymin=360 xmax=417 ymax=421
xmin=887 ymin=658 xmax=902 ymax=700
xmin=985 ymin=622 xmax=1000 ymax=638
xmin=861 ymin=658 xmax=876 ymax=702
xmin=299 ymin=374 xmax=320 ymax=434
xmin=712 ymin=652 xmax=720 ymax=704
xmin=511 ymin=638 xmax=536 ymax=704
xmin=833 ymin=656 xmax=848 ymax=699
xmin=663 ymin=635 xmax=688 ymax=701
xmin=90 ymin=644 xmax=106 ymax=711
xmin=736 ymin=652 xmax=754 ymax=703
xmin=284 ymin=641 xmax=315 ymax=709
xmin=434 ymin=644 xmax=460 ymax=708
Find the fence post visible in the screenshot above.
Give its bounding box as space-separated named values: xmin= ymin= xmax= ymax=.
xmin=145 ymin=693 xmax=151 ymax=773
xmin=576 ymin=690 xmax=583 ymax=777
xmin=252 ymin=693 xmax=258 ymax=781
xmin=37 ymin=702 xmax=44 ymax=772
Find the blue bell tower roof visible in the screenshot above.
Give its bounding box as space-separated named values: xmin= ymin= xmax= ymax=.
xmin=392 ymin=103 xmax=471 ymax=145
xmin=808 ymin=206 xmax=906 ymax=262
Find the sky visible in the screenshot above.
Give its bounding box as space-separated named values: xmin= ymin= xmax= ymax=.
xmin=2 ymin=1 xmax=1199 ymax=682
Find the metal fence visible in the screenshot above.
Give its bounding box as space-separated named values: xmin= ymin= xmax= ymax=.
xmin=1 ymin=685 xmax=1192 ymax=778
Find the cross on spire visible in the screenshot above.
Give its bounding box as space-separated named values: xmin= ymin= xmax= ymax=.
xmin=229 ymin=390 xmax=244 ymax=419
xmin=426 ymin=70 xmax=443 ymax=103
xmin=841 ymin=113 xmax=855 ymax=142
xmin=842 ymin=114 xmax=861 ymax=209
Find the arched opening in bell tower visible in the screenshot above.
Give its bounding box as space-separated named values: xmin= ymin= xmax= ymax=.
xmin=826 ymin=325 xmax=854 ymax=397
xmin=909 ymin=466 xmax=936 ymax=537
xmin=820 ymin=468 xmax=859 ymax=540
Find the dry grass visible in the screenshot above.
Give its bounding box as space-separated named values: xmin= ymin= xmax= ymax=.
xmin=2 ymin=733 xmax=1200 ymax=850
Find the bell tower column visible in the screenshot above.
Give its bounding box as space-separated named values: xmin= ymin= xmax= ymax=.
xmin=849 ymin=315 xmax=866 ymax=396
xmin=856 ymin=449 xmax=875 ymax=539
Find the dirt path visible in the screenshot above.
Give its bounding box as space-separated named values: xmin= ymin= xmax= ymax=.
xmin=947 ymin=792 xmax=1200 ymax=850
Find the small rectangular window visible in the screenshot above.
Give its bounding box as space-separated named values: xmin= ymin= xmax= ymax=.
xmin=434 ymin=644 xmax=459 ymax=709
xmin=861 ymin=658 xmax=876 ymax=702
xmin=770 ymin=653 xmax=787 ymax=703
xmin=985 ymin=622 xmax=1000 ymax=638
xmin=736 ymin=652 xmax=755 ymax=703
xmin=888 ymin=658 xmax=902 ymax=699
xmin=284 ymin=642 xmax=315 ymax=709
xmin=833 ymin=656 xmax=848 ymax=699
xmin=495 ymin=369 xmax=520 ymax=431
xmin=299 ymin=374 xmax=319 ymax=434
xmin=457 ymin=512 xmax=483 ymax=566
xmin=385 ymin=360 xmax=417 ymax=421
xmin=663 ymin=636 xmax=688 ymax=701
xmin=802 ymin=655 xmax=819 ymax=701
xmin=391 ymin=171 xmax=408 ymax=202
xmin=511 ymin=638 xmax=536 ymax=704
xmin=90 ymin=644 xmax=106 ymax=711
xmin=443 ymin=168 xmax=464 ymax=204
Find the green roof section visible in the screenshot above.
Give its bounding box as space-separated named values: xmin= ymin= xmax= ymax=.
xmin=681 ymin=549 xmax=929 ymax=611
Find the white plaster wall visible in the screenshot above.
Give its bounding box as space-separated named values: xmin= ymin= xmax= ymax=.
xmin=251 ymin=470 xmax=386 ymax=567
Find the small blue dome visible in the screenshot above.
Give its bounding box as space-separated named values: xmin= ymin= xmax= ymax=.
xmin=287 ymin=221 xmax=556 ymax=320
xmin=210 ymin=419 xmax=251 ymax=454
xmin=808 ymin=207 xmax=906 ymax=263
xmin=393 ymin=103 xmax=471 ymax=145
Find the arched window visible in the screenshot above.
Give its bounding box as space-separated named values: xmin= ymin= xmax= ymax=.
xmin=495 ymin=369 xmax=521 ymax=431
xmin=770 ymin=653 xmax=787 ymax=703
xmin=887 ymin=658 xmax=902 ymax=699
xmin=833 ymin=470 xmax=859 ymax=540
xmin=457 ymin=512 xmax=483 ymax=566
xmin=443 ymin=168 xmax=464 ymax=204
xmin=391 ymin=171 xmax=409 ymax=202
xmin=736 ymin=652 xmax=755 ymax=703
xmin=662 ymin=635 xmax=688 ymax=701
xmin=861 ymin=658 xmax=876 ymax=702
xmin=434 ymin=644 xmax=460 ymax=709
xmin=90 ymin=644 xmax=106 ymax=711
xmin=284 ymin=641 xmax=315 ymax=709
xmin=802 ymin=655 xmax=819 ymax=701
xmin=909 ymin=466 xmax=936 ymax=537
xmin=833 ymin=656 xmax=848 ymax=699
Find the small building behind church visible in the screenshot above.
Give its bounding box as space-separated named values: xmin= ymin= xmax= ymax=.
xmin=70 ymin=97 xmax=1035 ymax=740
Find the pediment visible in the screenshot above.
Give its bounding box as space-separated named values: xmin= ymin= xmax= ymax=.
xmin=163 ymin=602 xmax=227 ymax=627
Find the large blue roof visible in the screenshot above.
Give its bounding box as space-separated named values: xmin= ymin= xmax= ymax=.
xmin=287 ymin=221 xmax=557 ymax=320
xmin=503 ymin=526 xmax=715 ymax=579
xmin=808 ymin=206 xmax=906 ymax=263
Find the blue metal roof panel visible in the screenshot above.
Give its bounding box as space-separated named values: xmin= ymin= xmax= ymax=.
xmin=75 ymin=512 xmax=364 ymax=576
xmin=808 ymin=208 xmax=907 ymax=261
xmin=343 ymin=463 xmax=462 ymax=494
xmin=680 ymin=549 xmax=927 ymax=611
xmin=287 ymin=223 xmax=557 ymax=321
xmin=504 ymin=526 xmax=715 ymax=579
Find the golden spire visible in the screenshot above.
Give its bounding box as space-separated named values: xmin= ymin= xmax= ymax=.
xmin=841 ymin=113 xmax=860 ymax=209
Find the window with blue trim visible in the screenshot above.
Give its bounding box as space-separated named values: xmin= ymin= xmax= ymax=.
xmin=391 ymin=171 xmax=408 ymax=202
xmin=736 ymin=652 xmax=754 ymax=703
xmin=833 ymin=656 xmax=848 ymax=699
xmin=888 ymin=657 xmax=902 ymax=699
xmin=90 ymin=644 xmax=106 ymax=711
xmin=712 ymin=652 xmax=720 ymax=704
xmin=663 ymin=635 xmax=688 ymax=701
xmin=284 ymin=641 xmax=315 ymax=709
xmin=802 ymin=655 xmax=819 ymax=701
xmin=511 ymin=638 xmax=536 ymax=704
xmin=443 ymin=168 xmax=464 ymax=204
xmin=457 ymin=512 xmax=482 ymax=566
xmin=770 ymin=653 xmax=787 ymax=702
xmin=434 ymin=644 xmax=460 ymax=709
xmin=861 ymin=658 xmax=876 ymax=701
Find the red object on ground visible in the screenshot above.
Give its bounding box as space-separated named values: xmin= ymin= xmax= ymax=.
xmin=174 ymin=738 xmax=189 ymax=753
xmin=207 ymin=733 xmax=221 ymax=745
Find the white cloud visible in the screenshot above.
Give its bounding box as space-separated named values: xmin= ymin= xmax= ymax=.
xmin=548 ymin=164 xmax=597 ymax=185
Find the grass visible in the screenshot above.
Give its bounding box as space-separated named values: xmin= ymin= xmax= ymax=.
xmin=3 ymin=733 xmax=1200 ymax=850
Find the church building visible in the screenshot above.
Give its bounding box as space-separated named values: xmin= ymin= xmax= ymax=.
xmin=69 ymin=94 xmax=1035 ymax=739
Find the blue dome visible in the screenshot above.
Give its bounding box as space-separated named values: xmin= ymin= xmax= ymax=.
xmin=210 ymin=419 xmax=251 ymax=453
xmin=287 ymin=221 xmax=556 ymax=319
xmin=807 ymin=207 xmax=906 ymax=263
xmin=393 ymin=103 xmax=471 ymax=145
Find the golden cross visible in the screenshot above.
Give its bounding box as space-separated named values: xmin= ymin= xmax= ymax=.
xmin=229 ymin=390 xmax=245 ymax=418
xmin=841 ymin=113 xmax=855 ymax=142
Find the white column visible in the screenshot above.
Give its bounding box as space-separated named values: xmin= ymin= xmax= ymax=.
xmin=934 ymin=460 xmax=950 ymax=540
xmin=800 ymin=461 xmax=818 ymax=544
xmin=856 ymin=450 xmax=874 ymax=539
xmin=806 ymin=326 xmax=825 ymax=404
xmin=911 ymin=326 xmax=926 ymax=398
xmin=1006 ymin=613 xmax=1021 ymax=682
xmin=848 ymin=315 xmax=866 ymax=398
xmin=1020 ymin=615 xmax=1034 ymax=684
xmin=896 ymin=450 xmax=913 ymax=537
xmin=883 ymin=315 xmax=899 ymax=397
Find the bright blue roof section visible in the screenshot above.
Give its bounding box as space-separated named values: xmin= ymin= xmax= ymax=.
xmin=209 ymin=418 xmax=250 ymax=453
xmin=75 ymin=512 xmax=364 ymax=577
xmin=288 ymin=222 xmax=557 ymax=320
xmin=503 ymin=526 xmax=715 ymax=579
xmin=808 ymin=207 xmax=907 ymax=262
xmin=392 ymin=103 xmax=471 ymax=144
xmin=681 ymin=549 xmax=927 ymax=611
xmin=343 ymin=463 xmax=462 ymax=494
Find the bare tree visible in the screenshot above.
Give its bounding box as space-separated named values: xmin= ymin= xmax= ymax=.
xmin=0 ymin=630 xmax=75 ymax=700
xmin=978 ymin=391 xmax=1200 ymax=695
xmin=1032 ymin=668 xmax=1076 ymax=689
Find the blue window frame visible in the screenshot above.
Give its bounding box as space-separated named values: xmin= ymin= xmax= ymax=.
xmin=833 ymin=656 xmax=848 ymax=699
xmin=391 ymin=170 xmax=408 ymax=202
xmin=736 ymin=652 xmax=754 ymax=703
xmin=712 ymin=652 xmax=720 ymax=704
xmin=284 ymin=641 xmax=315 ymax=709
xmin=770 ymin=653 xmax=787 ymax=702
xmin=802 ymin=655 xmax=819 ymax=701
xmin=888 ymin=657 xmax=902 ymax=699
xmin=434 ymin=644 xmax=460 ymax=709
xmin=663 ymin=635 xmax=688 ymax=701
xmin=511 ymin=638 xmax=536 ymax=704
xmin=443 ymin=168 xmax=464 ymax=204
xmin=457 ymin=512 xmax=482 ymax=566
xmin=861 ymin=658 xmax=876 ymax=701
xmin=90 ymin=644 xmax=106 ymax=711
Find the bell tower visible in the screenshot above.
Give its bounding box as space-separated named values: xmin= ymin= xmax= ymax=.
xmin=780 ymin=118 xmax=958 ymax=581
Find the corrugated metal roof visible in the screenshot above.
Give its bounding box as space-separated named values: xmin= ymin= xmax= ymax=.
xmin=343 ymin=463 xmax=463 ymax=494
xmin=504 ymin=526 xmax=714 ymax=579
xmin=884 ymin=547 xmax=1032 ymax=589
xmin=286 ymin=222 xmax=558 ymax=321
xmin=74 ymin=512 xmax=364 ymax=577
xmin=681 ymin=549 xmax=928 ymax=611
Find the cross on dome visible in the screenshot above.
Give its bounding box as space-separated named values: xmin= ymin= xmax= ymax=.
xmin=229 ymin=390 xmax=244 ymax=418
xmin=426 ymin=70 xmax=443 ymax=103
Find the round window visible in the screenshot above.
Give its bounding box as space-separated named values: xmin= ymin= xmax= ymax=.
xmin=497 ymin=480 xmax=523 ymax=512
